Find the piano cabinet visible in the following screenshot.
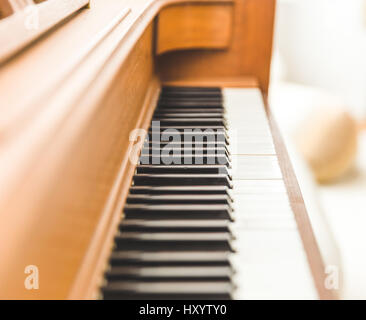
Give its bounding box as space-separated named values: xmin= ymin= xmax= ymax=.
xmin=0 ymin=0 xmax=337 ymax=299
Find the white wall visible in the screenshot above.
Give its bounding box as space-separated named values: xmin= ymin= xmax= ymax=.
xmin=274 ymin=0 xmax=366 ymax=118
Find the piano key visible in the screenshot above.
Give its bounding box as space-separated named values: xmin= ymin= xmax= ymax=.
xmin=136 ymin=165 xmax=230 ymax=176
xmin=136 ymin=165 xmax=231 ymax=177
xmin=100 ymin=86 xmax=320 ymax=301
xmin=149 ymin=125 xmax=227 ymax=131
xmin=147 ymin=131 xmax=229 ymax=145
xmin=231 ymin=155 xmax=282 ymax=180
xmin=161 ymin=93 xmax=222 ymax=100
xmin=162 ymin=86 xmax=221 ymax=92
xmin=160 ymin=91 xmax=222 ymax=99
xmin=109 ymin=251 xmax=232 ymax=267
xmin=132 ymin=174 xmax=233 ymax=187
xmin=140 ymin=155 xmax=230 ymax=166
xmin=158 ymin=100 xmax=223 ymax=108
xmin=123 ymin=204 xmax=234 ymax=221
xmin=153 ymin=112 xmax=225 ymax=119
xmin=102 ymin=281 xmax=233 ymax=300
xmin=152 ymin=118 xmax=227 ymax=128
xmin=114 ymin=232 xmax=234 ymax=252
xmin=142 ymin=147 xmax=231 ymax=159
xmin=154 ymin=108 xmax=225 ymax=114
xmin=126 ymin=194 xmax=232 ymax=205
xmin=227 ymin=127 xmax=276 ymax=155
xmin=149 ymin=141 xmax=229 ymax=151
xmin=105 ymin=266 xmax=233 ymax=282
xmin=159 ymin=96 xmax=223 ymax=103
xmin=119 ymin=220 xmax=232 ymax=233
xmin=129 ymin=186 xmax=233 ymax=198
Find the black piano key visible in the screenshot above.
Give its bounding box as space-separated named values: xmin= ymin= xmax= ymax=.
xmin=109 ymin=251 xmax=232 ymax=267
xmin=153 ymin=112 xmax=225 ymax=119
xmin=126 ymin=194 xmax=232 ymax=205
xmin=105 ymin=266 xmax=233 ymax=282
xmin=102 ymin=86 xmax=235 ymax=301
xmin=136 ymin=165 xmax=230 ymax=176
xmin=102 ymin=281 xmax=233 ymax=300
xmin=152 ymin=118 xmax=227 ymax=128
xmin=159 ymin=97 xmax=222 ymax=103
xmin=149 ymin=125 xmax=227 ymax=131
xmin=128 ymin=186 xmax=233 ymax=198
xmin=119 ymin=220 xmax=232 ymax=233
xmin=132 ymin=174 xmax=232 ymax=187
xmin=162 ymin=86 xmax=221 ymax=93
xmin=123 ymin=204 xmax=234 ymax=221
xmin=158 ymin=100 xmax=223 ymax=108
xmin=149 ymin=140 xmax=228 ymax=147
xmin=139 ymin=155 xmax=230 ymax=166
xmin=158 ymin=99 xmax=223 ymax=107
xmin=159 ymin=94 xmax=222 ymax=100
xmin=114 ymin=232 xmax=234 ymax=252
xmin=147 ymin=131 xmax=229 ymax=145
xmin=160 ymin=91 xmax=222 ymax=99
xmin=142 ymin=147 xmax=231 ymax=159
xmin=149 ymin=141 xmax=230 ymax=154
xmin=154 ymin=108 xmax=225 ymax=114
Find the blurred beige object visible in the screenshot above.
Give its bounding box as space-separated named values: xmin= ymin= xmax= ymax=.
xmin=295 ymin=106 xmax=358 ymax=183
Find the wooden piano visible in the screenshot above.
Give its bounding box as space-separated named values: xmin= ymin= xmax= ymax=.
xmin=0 ymin=0 xmax=338 ymax=299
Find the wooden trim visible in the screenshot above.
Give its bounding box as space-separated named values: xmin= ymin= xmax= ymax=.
xmin=157 ymin=0 xmax=276 ymax=95
xmin=0 ymin=0 xmax=90 ymax=64
xmin=267 ymin=107 xmax=337 ymax=300
xmin=68 ymin=78 xmax=161 ymax=300
xmin=156 ymin=1 xmax=234 ymax=55
xmin=163 ymin=76 xmax=259 ymax=88
xmin=0 ymin=0 xmax=34 ymax=18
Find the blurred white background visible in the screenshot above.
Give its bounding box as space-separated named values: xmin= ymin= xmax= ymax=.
xmin=270 ymin=0 xmax=366 ymax=299
xmin=273 ymin=0 xmax=366 ymax=118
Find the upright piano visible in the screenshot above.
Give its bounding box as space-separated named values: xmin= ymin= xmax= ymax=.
xmin=0 ymin=0 xmax=338 ymax=299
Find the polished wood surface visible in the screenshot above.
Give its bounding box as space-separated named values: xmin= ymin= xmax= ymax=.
xmin=0 ymin=0 xmax=90 ymax=64
xmin=156 ymin=1 xmax=233 ymax=55
xmin=163 ymin=76 xmax=259 ymax=88
xmin=157 ymin=0 xmax=276 ymax=94
xmin=0 ymin=0 xmax=331 ymax=300
xmin=267 ymin=109 xmax=337 ymax=300
xmin=0 ymin=0 xmax=34 ymax=18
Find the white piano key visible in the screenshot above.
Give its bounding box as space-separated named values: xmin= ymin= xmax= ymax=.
xmin=228 ymin=129 xmax=276 ymax=155
xmin=231 ymin=155 xmax=283 ymax=180
xmin=234 ymin=229 xmax=305 ymax=258
xmin=233 ymin=179 xmax=288 ymax=194
xmin=223 ymin=88 xmax=270 ymax=125
xmin=232 ymin=218 xmax=297 ymax=230
xmin=223 ymin=88 xmax=317 ymax=299
xmin=233 ymin=198 xmax=293 ymax=217
xmin=232 ymin=230 xmax=317 ymax=299
xmin=233 ymin=202 xmax=294 ymax=217
xmin=223 ymin=88 xmax=276 ymax=155
xmin=233 ymin=261 xmax=318 ymax=300
xmin=223 ymin=88 xmax=266 ymax=113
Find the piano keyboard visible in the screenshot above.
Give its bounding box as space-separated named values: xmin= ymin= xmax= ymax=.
xmin=101 ymin=86 xmax=318 ymax=300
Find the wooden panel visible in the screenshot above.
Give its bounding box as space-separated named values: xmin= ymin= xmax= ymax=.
xmin=156 ymin=2 xmax=233 ymax=55
xmin=163 ymin=76 xmax=259 ymax=88
xmin=0 ymin=21 xmax=157 ymax=300
xmin=157 ymin=0 xmax=276 ymax=94
xmin=0 ymin=0 xmax=90 ymax=64
xmin=0 ymin=0 xmax=34 ymax=19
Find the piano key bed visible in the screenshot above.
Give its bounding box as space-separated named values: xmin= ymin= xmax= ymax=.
xmin=101 ymin=87 xmax=317 ymax=300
